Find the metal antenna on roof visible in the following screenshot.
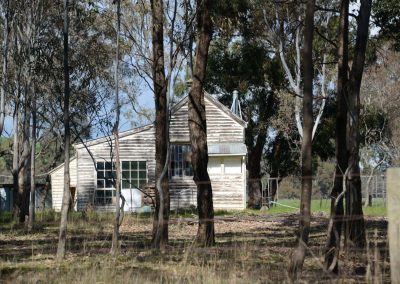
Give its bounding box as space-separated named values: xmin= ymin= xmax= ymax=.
xmin=230 ymin=90 xmax=242 ymax=119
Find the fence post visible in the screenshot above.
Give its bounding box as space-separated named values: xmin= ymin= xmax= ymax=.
xmin=387 ymin=168 xmax=400 ymax=284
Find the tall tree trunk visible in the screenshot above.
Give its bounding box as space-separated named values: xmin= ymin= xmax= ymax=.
xmin=15 ymin=90 xmax=31 ymax=224
xmin=12 ymin=104 xmax=19 ymax=219
xmin=28 ymin=91 xmax=36 ymax=231
xmin=288 ymin=0 xmax=315 ymax=279
xmin=324 ymin=0 xmax=349 ymax=273
xmin=111 ymin=0 xmax=122 ymax=256
xmin=345 ymin=0 xmax=371 ymax=249
xmin=151 ymin=0 xmax=170 ymax=251
xmin=247 ymin=92 xmax=276 ymax=209
xmin=247 ymin=129 xmax=267 ymax=209
xmin=188 ymin=0 xmax=214 ymax=247
xmin=56 ymin=0 xmax=71 ymax=260
xmin=0 ymin=0 xmax=10 ymax=136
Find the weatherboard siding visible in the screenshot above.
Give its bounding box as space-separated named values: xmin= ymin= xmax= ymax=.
xmin=51 ymin=157 xmax=77 ymax=211
xmin=170 ymin=96 xmax=244 ymax=144
xmin=169 ymin=173 xmax=245 ymax=210
xmin=52 ymin=93 xmax=247 ymax=211
xmin=75 ymin=127 xmax=156 ymax=211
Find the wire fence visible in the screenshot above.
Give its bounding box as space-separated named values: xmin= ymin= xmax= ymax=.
xmin=261 ymin=174 xmax=387 ymax=209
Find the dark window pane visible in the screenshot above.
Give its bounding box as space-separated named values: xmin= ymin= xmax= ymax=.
xmin=128 ymin=179 xmax=136 ymax=188
xmin=122 ymin=179 xmax=130 ymax=189
xmin=106 ymin=170 xmax=114 ymax=179
xmin=139 ymin=161 xmax=146 ymax=170
xmin=131 ymin=161 xmax=138 ymax=170
xmin=131 ymin=179 xmax=139 ymax=187
xmin=139 ymin=179 xmax=146 ymax=187
xmin=105 ymin=179 xmax=114 ymax=188
xmin=139 ymin=171 xmax=146 ymax=179
xmin=96 ymin=190 xmax=104 ymax=198
xmin=105 ymin=190 xmax=112 ymax=197
xmin=97 ymin=171 xmax=104 ymax=179
xmin=97 ymin=179 xmax=105 ymax=188
xmin=97 ymin=162 xmax=104 ymax=170
xmin=105 ymin=162 xmax=112 ymax=170
xmin=122 ymin=161 xmax=130 ymax=170
xmin=121 ymin=170 xmax=130 ymax=180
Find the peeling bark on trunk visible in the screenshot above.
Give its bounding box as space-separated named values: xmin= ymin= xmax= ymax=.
xmin=188 ymin=0 xmax=214 ymax=247
xmin=14 ymin=92 xmax=31 ymax=224
xmin=288 ymin=0 xmax=315 ymax=279
xmin=151 ymin=0 xmax=170 ymax=251
xmin=324 ymin=0 xmax=349 ymax=273
xmin=345 ymin=0 xmax=372 ymax=249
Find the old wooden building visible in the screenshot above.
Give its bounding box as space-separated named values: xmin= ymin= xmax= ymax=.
xmin=50 ymin=92 xmax=247 ymax=212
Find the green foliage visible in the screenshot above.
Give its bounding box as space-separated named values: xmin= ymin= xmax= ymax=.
xmin=373 ymin=0 xmax=400 ymax=50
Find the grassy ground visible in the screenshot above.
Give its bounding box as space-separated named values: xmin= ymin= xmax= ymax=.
xmin=211 ymin=198 xmax=387 ymax=217
xmin=0 ymin=201 xmax=390 ymax=283
xmin=266 ymin=199 xmax=387 ymax=216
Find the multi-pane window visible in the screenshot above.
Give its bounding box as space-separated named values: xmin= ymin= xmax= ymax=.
xmin=121 ymin=161 xmax=147 ymax=189
xmin=95 ymin=161 xmax=147 ymax=205
xmin=96 ymin=161 xmax=116 ymax=205
xmin=170 ymin=144 xmax=193 ymax=177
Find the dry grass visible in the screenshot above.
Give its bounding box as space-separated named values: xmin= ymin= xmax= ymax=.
xmin=0 ymin=211 xmax=390 ymax=283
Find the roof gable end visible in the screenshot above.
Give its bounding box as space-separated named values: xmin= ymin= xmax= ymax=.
xmin=171 ymin=92 xmax=247 ymax=127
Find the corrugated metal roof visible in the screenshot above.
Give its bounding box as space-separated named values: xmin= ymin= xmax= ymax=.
xmin=208 ymin=143 xmax=247 ymax=155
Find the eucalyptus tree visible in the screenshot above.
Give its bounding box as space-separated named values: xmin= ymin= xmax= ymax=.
xmin=0 ymin=0 xmax=11 ymax=137
xmin=344 ymin=0 xmax=372 ymax=249
xmin=10 ymin=0 xmax=43 ymax=223
xmin=205 ymin=0 xmax=283 ymax=209
xmin=288 ymin=0 xmax=315 ymax=279
xmin=122 ymin=0 xmax=196 ymax=249
xmin=188 ymin=0 xmax=214 ymax=246
xmin=324 ymin=0 xmax=373 ymax=272
xmin=324 ymin=0 xmax=349 ymax=273
xmin=373 ymin=0 xmax=400 ymax=50
xmin=206 ymin=43 xmax=282 ymax=208
xmin=262 ymin=0 xmax=335 ymax=143
xmin=111 ymin=0 xmax=123 ymax=256
xmin=56 ymin=0 xmax=71 ymax=260
xmin=150 ymin=0 xmax=169 ymax=251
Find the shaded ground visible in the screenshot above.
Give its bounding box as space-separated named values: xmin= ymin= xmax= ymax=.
xmin=0 ymin=212 xmax=390 ymax=283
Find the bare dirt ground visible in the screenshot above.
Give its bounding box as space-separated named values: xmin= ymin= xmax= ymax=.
xmin=0 ymin=212 xmax=390 ymax=283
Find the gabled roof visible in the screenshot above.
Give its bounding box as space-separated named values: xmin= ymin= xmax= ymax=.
xmin=74 ymin=90 xmax=246 ymax=149
xmin=74 ymin=124 xmax=154 ymax=149
xmin=171 ymin=91 xmax=247 ymax=127
xmin=49 ymin=157 xmax=77 ymax=175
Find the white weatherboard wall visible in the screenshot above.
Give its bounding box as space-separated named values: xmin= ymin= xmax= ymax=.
xmin=168 ymin=94 xmax=247 ymax=210
xmin=51 ymin=92 xmax=248 ymax=212
xmin=75 ymin=125 xmax=156 ymax=212
xmin=51 ymin=157 xmax=77 ymax=211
